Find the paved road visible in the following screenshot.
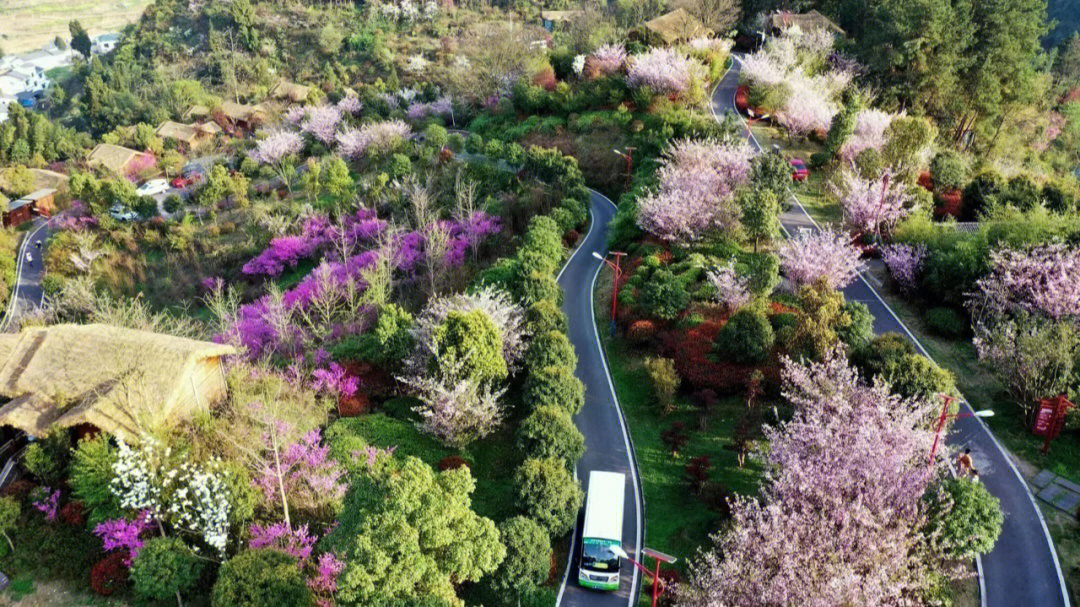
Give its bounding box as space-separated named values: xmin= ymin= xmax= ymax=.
xmin=2 ymin=218 xmax=52 ymax=330
xmin=556 ymin=192 xmax=643 ymax=607
xmin=713 ymin=58 xmax=1070 ymax=607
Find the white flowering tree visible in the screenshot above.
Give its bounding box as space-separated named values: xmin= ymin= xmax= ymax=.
xmin=111 ymin=437 xmax=232 ymax=556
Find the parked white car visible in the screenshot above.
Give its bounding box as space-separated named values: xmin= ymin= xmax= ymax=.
xmin=136 ymin=178 xmax=170 ymax=197
xmin=109 ymin=204 xmax=138 ymax=222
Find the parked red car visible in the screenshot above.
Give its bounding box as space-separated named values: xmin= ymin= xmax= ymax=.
xmin=171 ymin=174 xmax=200 ymax=189
xmin=790 ymin=157 xmax=809 ymax=182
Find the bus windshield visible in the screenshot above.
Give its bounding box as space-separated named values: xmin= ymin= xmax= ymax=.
xmin=581 ymin=540 xmax=619 ymax=572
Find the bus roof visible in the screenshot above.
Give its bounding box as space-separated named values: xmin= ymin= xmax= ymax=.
xmin=582 ymin=471 xmax=625 ymax=542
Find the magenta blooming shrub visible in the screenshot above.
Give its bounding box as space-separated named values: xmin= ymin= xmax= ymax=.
xmin=242 ymin=210 xmax=386 ymax=278
xmin=587 ymin=44 xmax=627 ymax=77
xmin=627 ymin=48 xmax=704 ymax=95
xmin=840 ymin=109 xmax=895 ymax=161
xmin=32 ymin=487 xmax=60 ymax=521
xmin=311 ymin=362 xmax=360 ymax=398
xmin=54 ymin=200 xmax=99 ymax=231
xmin=336 ymin=95 xmax=363 ymax=116
xmin=778 ymin=228 xmax=864 ymax=290
xmin=251 ymin=130 xmax=305 ymax=165
xmin=970 ymin=244 xmax=1080 ymax=321
xmin=302 ymin=105 xmax=344 ymax=145
xmin=406 ymin=96 xmax=453 ymax=121
xmin=834 ymin=170 xmax=912 ymax=235
xmin=309 ymin=552 xmax=345 ymax=598
xmin=249 ymin=521 xmax=318 ymax=562
xmin=636 ymin=139 xmax=754 ymax=243
xmin=94 ymin=511 xmax=154 ymax=566
xmin=125 ymin=152 xmax=158 ymax=182
xmin=881 ymin=244 xmax=927 ymax=294
xmin=336 ymin=120 xmax=413 ymax=159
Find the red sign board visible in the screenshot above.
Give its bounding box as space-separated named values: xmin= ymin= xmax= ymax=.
xmin=1033 ymin=401 xmax=1056 ymax=436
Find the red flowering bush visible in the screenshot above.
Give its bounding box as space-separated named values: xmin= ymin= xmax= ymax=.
xmin=0 ymin=479 xmax=34 ymax=501
xmin=438 ymin=456 xmax=471 ymax=471
xmin=61 ymin=501 xmax=86 ymax=526
xmin=91 ymin=551 xmax=129 ymax=596
xmin=338 ymin=391 xmax=372 ymax=417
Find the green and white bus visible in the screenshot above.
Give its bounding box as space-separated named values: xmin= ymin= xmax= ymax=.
xmin=578 ymin=470 xmax=625 ymax=591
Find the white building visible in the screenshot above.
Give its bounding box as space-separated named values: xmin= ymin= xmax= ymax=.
xmin=0 ymin=68 xmax=50 ymax=97
xmin=0 ymin=96 xmax=14 ymax=123
xmin=92 ymin=33 xmax=121 ymax=55
xmin=20 ymin=48 xmax=74 ymax=73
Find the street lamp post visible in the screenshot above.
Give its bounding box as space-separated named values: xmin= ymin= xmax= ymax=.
xmin=612 ymin=546 xmax=677 ymax=607
xmin=928 ymin=394 xmax=994 ymax=467
xmin=593 ymin=251 xmax=626 ymax=336
xmin=613 ymin=148 xmax=636 ymax=191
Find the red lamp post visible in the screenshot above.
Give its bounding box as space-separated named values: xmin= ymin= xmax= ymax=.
xmin=593 ymin=251 xmax=626 ymax=335
xmin=613 ymin=546 xmax=677 ymax=607
xmin=613 ymin=148 xmax=636 ymax=191
xmin=928 ymin=394 xmax=994 ymax=467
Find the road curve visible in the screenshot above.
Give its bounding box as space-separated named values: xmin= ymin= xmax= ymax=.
xmin=555 ymin=191 xmax=644 ymax=607
xmin=713 ymin=57 xmax=1070 ymax=607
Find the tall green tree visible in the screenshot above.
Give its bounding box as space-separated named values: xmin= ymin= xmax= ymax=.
xmin=326 ymin=456 xmax=505 ymax=607
xmin=69 ymin=20 xmax=92 ymax=59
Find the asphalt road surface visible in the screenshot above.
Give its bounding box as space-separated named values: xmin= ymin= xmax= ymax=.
xmin=2 ymin=218 xmax=52 ymax=330
xmin=713 ymin=57 xmax=1071 ymax=607
xmin=556 ymin=191 xmax=644 ymax=607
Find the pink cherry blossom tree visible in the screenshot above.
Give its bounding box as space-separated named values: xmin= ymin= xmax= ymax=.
xmin=627 ymin=48 xmax=705 ymax=96
xmin=707 ymin=259 xmax=752 ymax=313
xmin=778 ymin=227 xmax=864 ymax=290
xmin=840 ymin=109 xmax=896 ymax=160
xmin=833 ymin=169 xmax=912 ymax=236
xmin=969 ymin=244 xmax=1080 ymax=322
xmin=586 ymin=44 xmax=627 ymax=78
xmin=881 ymin=243 xmax=927 ymax=294
xmin=336 ymin=120 xmax=412 ymax=160
xmin=676 ymin=351 xmax=942 ymax=607
xmin=636 ymin=139 xmax=755 ymax=243
xmin=251 ymin=129 xmax=305 ymax=193
xmin=302 ymin=105 xmax=343 ymax=145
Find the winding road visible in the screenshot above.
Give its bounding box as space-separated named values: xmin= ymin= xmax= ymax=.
xmin=556 ymin=192 xmax=644 ymax=607
xmin=713 ymin=57 xmax=1070 ymax=607
xmin=1 ymin=218 xmax=52 ymax=331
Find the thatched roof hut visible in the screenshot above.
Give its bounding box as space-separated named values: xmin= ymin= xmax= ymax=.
xmin=767 ymin=10 xmax=844 ymax=36
xmin=0 ymin=324 xmax=236 ymax=439
xmin=156 ymin=120 xmax=200 ymax=146
xmin=86 ymin=143 xmax=141 ymax=175
xmin=269 ymin=80 xmax=311 ymax=103
xmin=640 ymin=8 xmax=710 ymax=45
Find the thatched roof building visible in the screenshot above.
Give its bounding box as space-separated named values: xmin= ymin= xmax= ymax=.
xmin=269 ymin=80 xmax=311 ymax=103
xmin=0 ymin=324 xmax=236 ymax=439
xmin=640 ymin=8 xmax=710 ymax=45
xmin=86 ymin=143 xmax=141 ymax=175
xmin=156 ymin=120 xmax=200 ymax=146
xmin=767 ymin=10 xmax=844 ymax=36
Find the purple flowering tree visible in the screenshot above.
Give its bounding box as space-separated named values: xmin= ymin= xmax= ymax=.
xmin=254 ymin=427 xmax=347 ymax=525
xmin=627 ymin=48 xmax=704 ymax=96
xmin=311 ymin=362 xmax=360 ymax=399
xmin=251 ymin=129 xmax=305 ymax=193
xmin=778 ymin=228 xmax=865 ymax=290
xmin=249 ymin=521 xmax=318 ymax=561
xmin=636 ymin=139 xmax=754 ymax=243
xmin=834 ymin=170 xmax=912 ymax=236
xmin=881 ymin=244 xmax=927 ymax=295
xmin=676 ymin=352 xmax=942 ymax=607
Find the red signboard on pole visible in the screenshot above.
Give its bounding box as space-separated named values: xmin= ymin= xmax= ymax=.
xmin=1034 ymin=395 xmax=1075 ymax=454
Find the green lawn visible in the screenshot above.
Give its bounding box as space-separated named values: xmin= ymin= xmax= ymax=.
xmin=749 ymin=123 xmax=842 ymax=227
xmin=592 ymin=271 xmax=765 ymax=575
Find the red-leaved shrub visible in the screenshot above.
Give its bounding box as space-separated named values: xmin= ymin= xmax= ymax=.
xmin=1 ymin=479 xmax=34 ymax=501
xmin=90 ymin=551 xmax=129 ymax=596
xmin=438 ymin=456 xmax=471 ymax=471
xmin=626 ymin=320 xmax=659 ymax=345
xmin=61 ymin=501 xmax=86 ymax=526
xmin=338 ymin=391 xmax=372 ymax=417
xmin=532 ymin=67 xmax=558 ymax=91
